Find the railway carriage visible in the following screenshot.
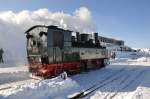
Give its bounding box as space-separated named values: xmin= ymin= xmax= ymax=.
xmin=25 ymin=25 xmax=109 ymax=78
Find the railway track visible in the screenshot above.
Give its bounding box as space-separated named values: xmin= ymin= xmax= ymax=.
xmin=108 ymin=70 xmax=146 ymax=99
xmin=100 ymin=68 xmax=139 ymax=99
xmin=69 ymin=67 xmax=128 ymax=99
xmin=1 ymin=66 xmax=145 ymax=99
xmin=85 ymin=68 xmax=138 ymax=98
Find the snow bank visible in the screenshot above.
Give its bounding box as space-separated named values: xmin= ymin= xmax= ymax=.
xmin=125 ymin=76 xmax=150 ymax=99
xmin=1 ymin=77 xmax=80 ymax=99
xmin=131 ymin=86 xmax=150 ymax=99
xmin=135 ymin=57 xmax=149 ymax=62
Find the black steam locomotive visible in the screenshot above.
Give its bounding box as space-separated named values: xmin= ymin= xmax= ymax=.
xmin=25 ymin=25 xmax=109 ymax=78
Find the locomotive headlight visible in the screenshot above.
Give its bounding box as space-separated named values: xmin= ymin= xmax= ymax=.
xmin=39 ymin=58 xmax=41 ymax=62
xmin=39 ymin=69 xmax=47 ymax=74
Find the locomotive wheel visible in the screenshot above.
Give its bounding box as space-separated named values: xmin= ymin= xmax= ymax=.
xmin=55 ymin=68 xmax=63 ymax=76
xmin=80 ymin=61 xmax=87 ymax=72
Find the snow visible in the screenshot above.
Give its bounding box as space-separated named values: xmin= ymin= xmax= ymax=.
xmin=135 ymin=57 xmax=150 ymax=62
xmin=0 ymin=77 xmax=80 ymax=99
xmin=0 ymin=66 xmax=29 ymax=85
xmin=0 ymin=50 xmax=150 ymax=99
xmin=0 ymin=66 xmax=28 ymax=74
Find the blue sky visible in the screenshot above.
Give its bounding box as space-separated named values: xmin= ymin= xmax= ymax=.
xmin=0 ymin=0 xmax=150 ymax=48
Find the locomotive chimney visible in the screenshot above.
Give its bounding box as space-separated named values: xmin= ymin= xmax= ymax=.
xmin=81 ymin=34 xmax=89 ymax=43
xmin=94 ymin=33 xmax=98 ymax=43
xmin=76 ymin=32 xmax=80 ymax=42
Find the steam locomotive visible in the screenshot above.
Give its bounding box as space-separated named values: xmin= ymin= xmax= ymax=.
xmin=25 ymin=25 xmax=109 ymax=78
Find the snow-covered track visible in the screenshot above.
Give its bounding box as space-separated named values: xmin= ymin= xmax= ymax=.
xmin=84 ymin=68 xmax=137 ymax=98
xmin=69 ymin=67 xmax=128 ymax=99
xmin=108 ymin=70 xmax=146 ymax=99
xmin=91 ymin=67 xmax=146 ymax=99
xmin=100 ymin=68 xmax=139 ymax=99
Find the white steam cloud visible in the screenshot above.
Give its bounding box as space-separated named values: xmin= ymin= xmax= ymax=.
xmin=0 ymin=7 xmax=96 ymax=66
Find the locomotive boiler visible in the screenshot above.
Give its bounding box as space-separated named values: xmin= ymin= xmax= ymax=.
xmin=25 ymin=25 xmax=109 ymax=78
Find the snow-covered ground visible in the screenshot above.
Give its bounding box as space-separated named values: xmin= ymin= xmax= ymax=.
xmin=0 ymin=50 xmax=150 ymax=99
xmin=0 ymin=66 xmax=28 ymax=74
xmin=0 ymin=66 xmax=29 ymax=85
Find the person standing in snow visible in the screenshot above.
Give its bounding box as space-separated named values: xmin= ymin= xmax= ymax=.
xmin=111 ymin=52 xmax=116 ymax=59
xmin=113 ymin=52 xmax=116 ymax=59
xmin=0 ymin=48 xmax=4 ymax=63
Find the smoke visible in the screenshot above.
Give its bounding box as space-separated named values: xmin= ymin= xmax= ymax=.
xmin=0 ymin=7 xmax=96 ymax=66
